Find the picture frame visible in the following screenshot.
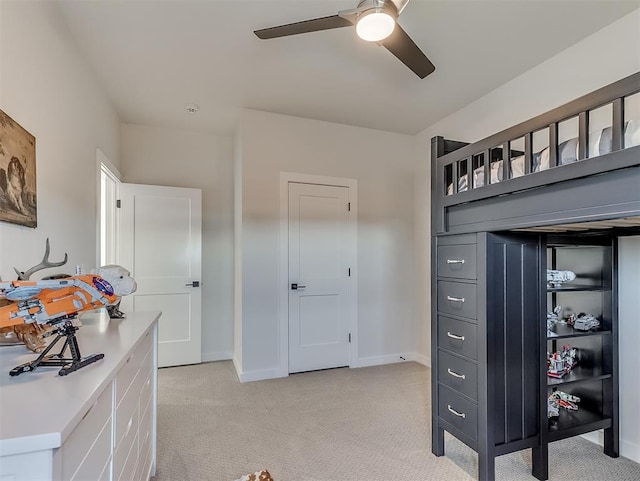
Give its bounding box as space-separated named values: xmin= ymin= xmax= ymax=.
xmin=0 ymin=109 xmax=37 ymax=228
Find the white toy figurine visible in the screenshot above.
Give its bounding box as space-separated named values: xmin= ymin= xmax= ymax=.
xmin=92 ymin=265 xmax=137 ymax=318
xmin=547 ymin=269 xmax=576 ymax=287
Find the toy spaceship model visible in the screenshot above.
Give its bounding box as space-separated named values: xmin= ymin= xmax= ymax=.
xmin=0 ymin=239 xmax=136 ymax=376
xmin=548 ymin=391 xmax=581 ymax=418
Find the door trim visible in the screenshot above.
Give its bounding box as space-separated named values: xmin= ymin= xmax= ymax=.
xmin=279 ymin=172 xmax=358 ymax=377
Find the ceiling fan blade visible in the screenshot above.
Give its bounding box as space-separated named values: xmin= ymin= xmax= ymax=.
xmin=254 ymin=15 xmax=353 ymax=40
xmin=381 ymin=24 xmax=435 ymax=79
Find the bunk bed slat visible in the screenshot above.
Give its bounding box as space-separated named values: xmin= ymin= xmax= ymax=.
xmin=436 ymin=72 xmax=640 ymax=167
xmin=502 ymin=142 xmax=510 ymax=182
xmin=524 ymin=133 xmax=533 ymax=175
xmin=484 ymin=149 xmax=490 ymax=186
xmin=612 ymin=98 xmax=624 ymax=151
xmin=578 ymin=112 xmax=588 ymax=160
xmin=549 ymin=122 xmax=558 ymax=168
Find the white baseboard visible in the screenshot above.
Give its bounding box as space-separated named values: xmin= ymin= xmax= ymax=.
xmin=621 ymin=439 xmax=640 ymax=464
xmin=234 ymin=364 xmax=287 ymax=383
xmin=407 ymin=352 xmax=430 ymax=367
xmin=581 ymin=431 xmax=640 ymax=464
xmin=352 ymin=352 xmax=431 ymax=369
xmin=352 ymin=353 xmax=410 ymax=368
xmin=201 ymin=350 xmax=233 ymax=363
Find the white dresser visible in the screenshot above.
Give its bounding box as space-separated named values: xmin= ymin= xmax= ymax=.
xmin=0 ymin=310 xmax=160 ymax=481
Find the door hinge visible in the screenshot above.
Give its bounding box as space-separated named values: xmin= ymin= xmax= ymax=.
xmin=116 ymin=199 xmax=121 ymax=208
xmin=348 ymin=333 xmax=351 ymax=343
xmin=348 ymin=202 xmax=351 ymax=211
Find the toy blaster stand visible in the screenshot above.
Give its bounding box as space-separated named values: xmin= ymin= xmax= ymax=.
xmin=9 ymin=319 xmax=104 ymax=377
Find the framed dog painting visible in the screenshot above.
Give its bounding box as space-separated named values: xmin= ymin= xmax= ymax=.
xmin=0 ymin=109 xmax=37 ymax=228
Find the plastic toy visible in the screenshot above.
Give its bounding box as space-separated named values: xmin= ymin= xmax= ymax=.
xmin=547 ymin=269 xmax=576 ymax=287
xmin=547 ymin=305 xmax=562 ymax=334
xmin=547 ymin=344 xmax=577 ymax=378
xmin=548 ymin=391 xmax=581 ymax=418
xmin=0 ymin=240 xmax=136 ymax=376
xmin=573 ymin=313 xmax=600 ymax=331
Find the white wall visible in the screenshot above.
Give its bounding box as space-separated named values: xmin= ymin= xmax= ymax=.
xmin=414 ymin=9 xmax=640 ymax=462
xmin=235 ymin=109 xmax=418 ymax=379
xmin=618 ymin=237 xmax=640 ymax=462
xmin=120 ymin=124 xmax=234 ymax=361
xmin=0 ymin=0 xmax=120 ymax=281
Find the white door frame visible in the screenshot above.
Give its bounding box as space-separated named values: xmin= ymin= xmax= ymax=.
xmin=279 ymin=172 xmax=358 ymax=378
xmin=96 ymin=148 xmax=122 ymax=267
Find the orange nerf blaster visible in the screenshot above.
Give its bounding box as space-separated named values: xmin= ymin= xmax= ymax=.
xmin=0 ymin=275 xmax=120 ymax=329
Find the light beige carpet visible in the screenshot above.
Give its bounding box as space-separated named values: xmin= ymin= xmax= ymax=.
xmin=153 ymin=361 xmax=640 ymax=481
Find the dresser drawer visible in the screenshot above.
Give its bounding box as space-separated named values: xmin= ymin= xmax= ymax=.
xmin=113 ymin=404 xmax=139 ymax=481
xmin=61 ymin=384 xmax=112 ymax=480
xmin=438 ymin=244 xmax=477 ymax=280
xmin=116 ymin=330 xmax=153 ymax=405
xmin=438 ymin=385 xmax=478 ymax=442
xmin=115 ymin=431 xmax=138 ymax=481
xmin=438 ymin=315 xmax=478 ymax=359
xmin=67 ymin=415 xmax=112 ymax=481
xmin=438 ymin=281 xmax=477 ymax=320
xmin=140 ymin=370 xmax=153 ymax=417
xmin=115 ymin=370 xmax=144 ymax=448
xmin=438 ymin=350 xmax=478 ymax=401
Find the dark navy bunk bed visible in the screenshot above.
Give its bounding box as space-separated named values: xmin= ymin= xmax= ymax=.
xmin=430 ymin=72 xmax=640 ymax=481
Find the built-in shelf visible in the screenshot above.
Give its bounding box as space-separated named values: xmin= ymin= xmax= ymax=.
xmin=547 ymin=366 xmax=611 ymax=387
xmin=547 ymin=284 xmax=607 ymax=292
xmin=547 ymin=323 xmax=611 ymax=339
xmin=548 ymin=408 xmax=611 ymax=442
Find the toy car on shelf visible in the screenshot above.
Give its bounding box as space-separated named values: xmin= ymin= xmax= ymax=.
xmin=573 ymin=313 xmax=600 ymax=331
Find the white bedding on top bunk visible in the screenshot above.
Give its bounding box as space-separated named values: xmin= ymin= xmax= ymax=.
xmin=447 ymin=120 xmax=640 ymax=195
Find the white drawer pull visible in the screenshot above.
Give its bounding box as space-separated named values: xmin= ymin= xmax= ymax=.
xmin=447 ymin=404 xmax=466 ymax=419
xmin=447 ymin=368 xmax=466 ymax=380
xmin=447 ymin=296 xmax=465 ymax=303
xmin=126 ymin=416 xmax=133 ymax=435
xmin=446 ymin=259 xmax=465 ymax=264
xmin=447 ymin=332 xmax=465 ymax=341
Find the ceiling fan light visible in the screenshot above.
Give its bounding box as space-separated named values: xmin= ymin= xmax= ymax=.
xmin=356 ymin=9 xmax=396 ymax=42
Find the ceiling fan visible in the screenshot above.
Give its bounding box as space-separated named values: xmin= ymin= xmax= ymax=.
xmin=254 ymin=0 xmax=435 ymax=79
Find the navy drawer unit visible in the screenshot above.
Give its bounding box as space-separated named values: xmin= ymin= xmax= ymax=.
xmin=432 ymin=232 xmax=544 ymax=481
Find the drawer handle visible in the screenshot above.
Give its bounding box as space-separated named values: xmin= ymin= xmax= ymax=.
xmin=446 ymin=259 xmax=465 ymax=264
xmin=447 ymin=296 xmax=465 ymax=303
xmin=447 ymin=368 xmax=466 ymax=380
xmin=447 ymin=404 xmax=466 ymax=419
xmin=126 ymin=416 xmax=133 ymax=436
xmin=447 ymin=332 xmax=465 ymax=341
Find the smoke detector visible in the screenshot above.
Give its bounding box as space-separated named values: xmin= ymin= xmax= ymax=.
xmin=185 ymin=103 xmax=200 ymax=114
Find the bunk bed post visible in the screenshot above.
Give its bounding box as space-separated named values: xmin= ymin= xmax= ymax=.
xmin=603 ymin=237 xmax=620 ymax=458
xmin=430 ymin=136 xmax=446 ymax=458
xmin=431 ymin=136 xmax=446 ymax=235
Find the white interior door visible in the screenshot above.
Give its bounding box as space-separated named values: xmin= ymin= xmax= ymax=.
xmin=119 ymin=183 xmax=202 ymax=367
xmin=288 ymin=182 xmax=351 ymax=373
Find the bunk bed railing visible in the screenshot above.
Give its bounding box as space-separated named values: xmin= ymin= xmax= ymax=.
xmin=434 ymin=72 xmax=640 ymax=212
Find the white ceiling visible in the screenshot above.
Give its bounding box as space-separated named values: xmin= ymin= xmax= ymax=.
xmin=56 ymin=0 xmax=639 ymax=136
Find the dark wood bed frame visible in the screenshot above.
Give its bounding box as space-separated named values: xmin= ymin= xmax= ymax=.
xmin=431 ymin=72 xmax=640 ymax=237
xmin=430 ymin=71 xmax=640 ymax=481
